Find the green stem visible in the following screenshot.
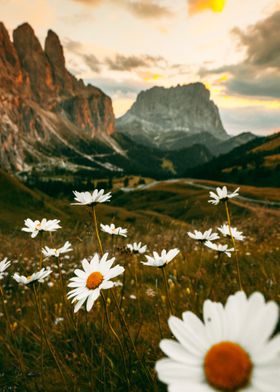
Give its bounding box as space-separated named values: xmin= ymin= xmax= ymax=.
xmin=225 ymin=201 xmax=243 ymax=291
xmin=92 ymin=206 xmax=103 ymax=255
xmin=101 ymin=292 xmax=129 ymax=388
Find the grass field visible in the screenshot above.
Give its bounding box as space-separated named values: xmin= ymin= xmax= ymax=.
xmin=0 ymin=175 xmax=279 ymax=391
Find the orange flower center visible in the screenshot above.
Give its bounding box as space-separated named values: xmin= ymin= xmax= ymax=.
xmin=86 ymin=271 xmax=103 ymax=290
xmin=204 ymin=341 xmax=252 ymax=391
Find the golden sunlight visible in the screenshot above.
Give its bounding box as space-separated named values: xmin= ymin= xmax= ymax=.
xmin=189 ymin=0 xmax=227 ymax=15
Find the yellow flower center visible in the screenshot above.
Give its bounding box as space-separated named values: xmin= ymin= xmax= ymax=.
xmin=86 ymin=271 xmax=103 ymax=290
xmin=204 ymin=341 xmax=252 ymax=391
xmin=36 ymin=223 xmax=41 ymax=230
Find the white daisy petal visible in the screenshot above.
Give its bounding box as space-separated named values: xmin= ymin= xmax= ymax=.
xmin=156 ymin=358 xmax=202 ymax=384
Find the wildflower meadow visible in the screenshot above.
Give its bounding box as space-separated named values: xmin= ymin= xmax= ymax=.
xmin=0 ymin=182 xmax=279 ymax=391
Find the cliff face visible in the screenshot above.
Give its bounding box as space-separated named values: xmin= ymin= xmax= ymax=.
xmin=117 ymin=83 xmax=229 ymax=149
xmin=0 ymin=22 xmax=115 ymax=171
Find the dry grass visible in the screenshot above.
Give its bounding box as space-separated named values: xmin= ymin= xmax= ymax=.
xmin=0 ymin=181 xmax=279 ymax=391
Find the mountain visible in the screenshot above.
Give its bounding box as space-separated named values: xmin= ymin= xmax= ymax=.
xmin=0 ymin=22 xmax=116 ymax=173
xmin=117 ymin=83 xmax=230 ymax=148
xmin=116 ymin=84 xmax=257 ymax=155
xmin=186 ymin=132 xmax=280 ymax=187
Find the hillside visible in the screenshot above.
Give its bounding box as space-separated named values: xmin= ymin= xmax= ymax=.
xmin=185 ymin=132 xmax=280 ymax=187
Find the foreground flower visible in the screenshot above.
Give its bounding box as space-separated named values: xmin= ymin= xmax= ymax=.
xmin=208 ymin=186 xmax=239 ymax=205
xmin=13 ymin=268 xmax=52 ymax=285
xmin=42 ymin=241 xmax=73 ymax=258
xmin=127 ymin=242 xmax=147 ymax=254
xmin=142 ymin=249 xmax=180 ymax=268
xmin=188 ymin=229 xmax=219 ymax=243
xmin=67 ymin=253 xmax=124 ymax=312
xmin=0 ymin=257 xmax=11 ymax=279
xmin=218 ymin=224 xmax=246 ymax=241
xmin=71 ymin=190 xmax=111 ymax=206
xmin=21 ymin=218 xmax=61 ymax=238
xmin=100 ymin=223 xmax=127 ymax=237
xmin=156 ymin=290 xmax=280 ymax=392
xmin=204 ymin=241 xmax=234 ymax=257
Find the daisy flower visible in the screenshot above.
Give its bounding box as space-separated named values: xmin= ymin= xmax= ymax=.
xmin=141 ymin=249 xmax=180 ymax=268
xmin=13 ymin=268 xmax=52 ymax=285
xmin=188 ymin=229 xmax=219 ymax=243
xmin=42 ymin=241 xmax=73 ymax=258
xmin=67 ymin=253 xmax=124 ymax=313
xmin=100 ymin=223 xmax=127 ymax=237
xmin=71 ymin=189 xmax=111 ymax=206
xmin=208 ymin=186 xmax=240 ymax=205
xmin=204 ymin=241 xmax=234 ymax=258
xmin=21 ymin=218 xmax=61 ymax=238
xmin=127 ymin=242 xmax=147 ymax=254
xmin=0 ymin=257 xmax=11 ymax=279
xmin=156 ymin=290 xmax=280 ymax=392
xmin=218 ymin=224 xmax=246 ymax=241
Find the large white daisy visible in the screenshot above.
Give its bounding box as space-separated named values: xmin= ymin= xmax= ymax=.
xmin=67 ymin=253 xmax=124 ymax=313
xmin=156 ymin=291 xmax=280 ymax=392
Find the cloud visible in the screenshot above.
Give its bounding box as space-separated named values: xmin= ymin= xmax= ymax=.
xmin=71 ymin=0 xmax=173 ymax=19
xmin=200 ymin=10 xmax=280 ymax=100
xmin=83 ymin=54 xmax=101 ymax=73
xmin=188 ymin=0 xmax=227 ymax=15
xmin=124 ymin=1 xmax=173 ymax=19
xmin=232 ymin=10 xmax=280 ymax=68
xmin=105 ymin=54 xmax=166 ymax=71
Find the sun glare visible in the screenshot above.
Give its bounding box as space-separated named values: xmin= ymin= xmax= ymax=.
xmin=189 ymin=0 xmax=226 ymax=15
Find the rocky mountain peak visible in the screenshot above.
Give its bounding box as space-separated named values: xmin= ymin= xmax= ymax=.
xmin=117 ymin=82 xmax=228 ymax=149
xmin=45 ymin=29 xmax=74 ymax=94
xmin=0 ymin=21 xmax=115 ymax=171
xmin=13 ymin=22 xmax=55 ymax=100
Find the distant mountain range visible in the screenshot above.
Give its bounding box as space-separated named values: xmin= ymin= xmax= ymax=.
xmin=186 ymin=132 xmax=280 ymax=187
xmin=0 ymin=22 xmax=262 ymax=188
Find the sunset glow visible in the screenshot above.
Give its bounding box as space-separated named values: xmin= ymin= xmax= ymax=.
xmin=1 ymin=0 xmax=279 ymax=135
xmin=188 ymin=0 xmax=227 ymax=15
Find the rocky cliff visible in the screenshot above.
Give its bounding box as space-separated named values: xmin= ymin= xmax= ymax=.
xmin=0 ymin=22 xmax=115 ymax=171
xmin=117 ymin=83 xmax=229 ymax=149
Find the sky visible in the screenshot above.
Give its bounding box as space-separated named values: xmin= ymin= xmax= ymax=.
xmin=1 ymin=0 xmax=280 ymax=135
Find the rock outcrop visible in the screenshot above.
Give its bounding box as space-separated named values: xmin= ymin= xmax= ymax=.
xmin=0 ymin=22 xmax=115 ymax=171
xmin=117 ymin=83 xmax=229 ymax=149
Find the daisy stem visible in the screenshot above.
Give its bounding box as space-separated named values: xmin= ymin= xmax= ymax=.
xmin=32 ymin=285 xmax=68 ymax=390
xmin=39 ymin=232 xmax=43 ymax=269
xmin=225 ymin=201 xmax=243 ymax=291
xmin=100 ymin=292 xmax=129 ymax=388
xmin=162 ymin=267 xmax=174 ymax=315
xmin=92 ymin=207 xmax=103 ymax=255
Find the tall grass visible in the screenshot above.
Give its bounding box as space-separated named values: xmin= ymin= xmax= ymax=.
xmin=0 ymin=190 xmax=279 ymax=391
